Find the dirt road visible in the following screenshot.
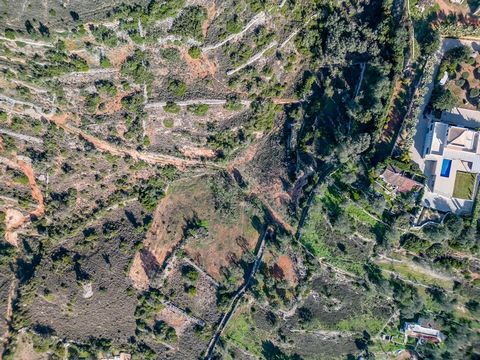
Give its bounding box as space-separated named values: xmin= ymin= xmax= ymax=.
xmin=203 ymin=227 xmax=270 ymax=359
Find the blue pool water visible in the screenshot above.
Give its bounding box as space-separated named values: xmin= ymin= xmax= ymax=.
xmin=440 ymin=159 xmax=452 ymax=177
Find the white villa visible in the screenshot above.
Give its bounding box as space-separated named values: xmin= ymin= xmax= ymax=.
xmin=421 ymin=112 xmax=480 ymax=214
xmin=403 ymin=322 xmax=446 ymax=344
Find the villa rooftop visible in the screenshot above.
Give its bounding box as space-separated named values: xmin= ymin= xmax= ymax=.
xmin=419 ymin=109 xmax=480 ymax=215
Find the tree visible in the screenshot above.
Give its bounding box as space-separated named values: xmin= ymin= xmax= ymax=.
xmin=169 ymin=6 xmax=207 ymax=40
xmin=431 ymin=87 xmax=457 ymax=111
xmin=188 ymin=46 xmax=201 ymax=59
xmin=187 ymin=103 xmax=209 ymax=116
xmin=337 ymin=133 xmax=371 ymax=164
xmin=445 ymin=45 xmax=472 ymax=64
xmin=163 ymin=101 xmax=181 ymax=113
xmin=416 ymin=21 xmax=440 ymax=56
xmin=5 ymin=29 xmax=16 ymax=40
xmin=167 ymin=78 xmax=187 ymax=97
xmin=390 ymin=277 xmax=423 ymax=318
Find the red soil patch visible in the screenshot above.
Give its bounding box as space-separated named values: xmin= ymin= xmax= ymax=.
xmin=106 ymin=44 xmax=134 ymax=68
xmin=17 ymin=159 xmax=44 ymax=219
xmin=178 ymin=146 xmax=216 ymax=159
xmin=96 ymin=90 xmax=135 ymax=115
xmin=202 ymin=3 xmax=217 ymax=38
xmin=1 ymin=156 xmax=44 ymax=246
xmin=4 ymin=208 xmax=23 ymax=246
xmin=186 ymin=210 xmax=260 ymax=282
xmin=276 ymin=255 xmax=297 ymax=286
xmin=156 ymin=307 xmax=190 ymax=335
xmin=180 ymin=48 xmax=218 ymax=79
xmin=130 ymin=175 xmax=262 ymax=285
xmin=48 ymin=112 xmax=70 ymax=126
xmin=129 ymin=191 xmax=194 ymax=288
xmin=129 ymin=253 xmax=150 ymax=290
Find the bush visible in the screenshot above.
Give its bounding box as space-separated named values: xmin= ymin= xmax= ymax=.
xmin=5 ymin=29 xmax=16 ymax=40
xmin=95 ymin=80 xmax=117 ymax=96
xmin=461 ymin=71 xmax=469 ymax=79
xmin=121 ymin=93 xmax=144 ymax=113
xmin=182 ymin=265 xmax=199 ymax=282
xmin=170 ymin=6 xmax=207 ymax=40
xmin=85 ymin=93 xmax=100 ymax=113
xmin=469 ymin=88 xmax=479 ymax=98
xmin=187 ymin=103 xmax=209 ymax=116
xmin=148 ymin=0 xmax=185 ymax=21
xmin=121 ymin=50 xmax=154 ymax=86
xmin=163 ymin=101 xmax=181 ymax=113
xmin=431 ymin=87 xmax=457 ymax=111
xmin=100 ymin=56 xmax=111 ymax=68
xmin=137 ymin=177 xmax=165 ymax=211
xmin=456 ymin=79 xmax=466 ymax=87
xmin=400 ymin=233 xmax=430 ymax=252
xmin=188 ymin=46 xmax=201 ymax=59
xmin=167 ymin=78 xmax=187 ymax=97
xmin=445 ymin=45 xmax=472 ymax=64
xmin=226 ymin=15 xmax=242 ymax=34
xmin=163 ymin=118 xmax=174 ymax=128
xmin=224 ymin=94 xmax=243 ymax=110
xmin=89 ymin=25 xmax=118 ymax=47
xmin=160 ymin=47 xmax=180 ymax=63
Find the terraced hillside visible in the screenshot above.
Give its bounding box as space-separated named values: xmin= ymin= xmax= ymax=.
xmin=0 ymin=0 xmax=479 ymax=359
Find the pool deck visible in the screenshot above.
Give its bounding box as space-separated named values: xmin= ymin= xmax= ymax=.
xmin=410 ymin=39 xmax=480 ymax=216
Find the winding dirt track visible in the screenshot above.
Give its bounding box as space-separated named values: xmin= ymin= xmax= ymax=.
xmin=44 ymin=113 xmax=222 ymax=170
xmin=0 ymin=156 xmax=45 ymax=246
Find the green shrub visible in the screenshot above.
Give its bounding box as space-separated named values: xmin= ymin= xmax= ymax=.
xmin=400 ymin=233 xmax=430 ymax=252
xmin=121 ymin=93 xmax=144 ymax=113
xmin=188 ymin=46 xmax=201 ymax=59
xmin=226 ymin=15 xmax=242 ymax=34
xmin=187 ymin=103 xmax=209 ymax=116
xmin=85 ymin=93 xmax=100 ymax=113
xmin=470 ymin=88 xmax=479 ymax=98
xmin=167 ymin=78 xmax=187 ymax=97
xmin=5 ymin=29 xmax=16 ymax=40
xmin=148 ymin=0 xmax=185 ymax=21
xmin=163 ymin=101 xmax=181 ymax=113
xmin=137 ymin=177 xmax=165 ymax=211
xmin=224 ymin=94 xmax=243 ymax=111
xmin=431 ymin=87 xmax=457 ymax=111
xmin=461 ymin=71 xmax=469 ymax=79
xmin=456 ymin=79 xmax=466 ymax=87
xmin=89 ymin=24 xmax=118 ymax=47
xmin=100 ymin=56 xmax=111 ymax=68
xmin=163 ymin=118 xmax=174 ymax=128
xmin=160 ymin=47 xmax=180 ymax=63
xmin=170 ymin=6 xmax=207 ymax=40
xmin=121 ymin=50 xmax=154 ymax=86
xmin=96 ymin=80 xmax=117 ymax=96
xmin=182 ymin=265 xmax=199 ymax=282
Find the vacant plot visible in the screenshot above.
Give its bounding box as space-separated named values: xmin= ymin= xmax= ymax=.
xmin=131 ymin=173 xmax=264 ymax=288
xmin=25 ymin=204 xmax=145 ymax=344
xmin=453 ymin=171 xmax=477 ymax=199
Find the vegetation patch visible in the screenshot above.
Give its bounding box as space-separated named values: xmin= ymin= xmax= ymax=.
xmin=453 ymin=171 xmax=476 ymax=199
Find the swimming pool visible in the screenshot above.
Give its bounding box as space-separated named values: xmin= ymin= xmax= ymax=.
xmin=440 ymin=159 xmax=452 ymax=177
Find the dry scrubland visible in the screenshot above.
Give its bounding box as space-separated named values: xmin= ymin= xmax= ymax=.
xmin=0 ymin=0 xmax=479 ymax=359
